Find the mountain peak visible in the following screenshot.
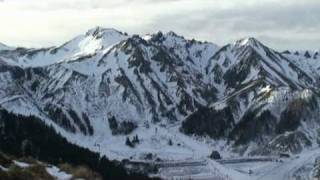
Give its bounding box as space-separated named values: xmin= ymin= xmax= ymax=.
xmin=235 ymin=37 xmax=261 ymax=47
xmin=85 ymin=26 xmax=126 ymax=37
xmin=165 ymin=31 xmax=181 ymax=38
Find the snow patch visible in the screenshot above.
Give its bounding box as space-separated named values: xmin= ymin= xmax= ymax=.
xmin=46 ymin=166 xmax=72 ymax=180
xmin=13 ymin=160 xmax=30 ymax=168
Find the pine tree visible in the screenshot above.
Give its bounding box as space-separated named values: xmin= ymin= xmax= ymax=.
xmin=0 ymin=108 xmax=151 ymax=179
xmin=132 ymin=135 xmax=139 ymax=144
xmin=125 ymin=137 xmax=134 ymax=148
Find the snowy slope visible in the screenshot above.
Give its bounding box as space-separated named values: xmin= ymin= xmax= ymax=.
xmin=0 ymin=27 xmax=128 ymax=67
xmin=0 ymin=28 xmax=221 ymax=161
xmin=282 ymin=50 xmax=320 ymax=83
xmin=0 ymin=42 xmax=13 ymax=51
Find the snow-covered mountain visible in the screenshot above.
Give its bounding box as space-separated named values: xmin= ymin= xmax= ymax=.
xmin=0 ymin=42 xmax=13 ymax=51
xmin=0 ymin=27 xmax=320 ymax=163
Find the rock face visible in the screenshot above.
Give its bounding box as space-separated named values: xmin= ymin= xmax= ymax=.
xmin=313 ymin=157 xmax=320 ymax=179
xmin=181 ymin=107 xmax=234 ymax=139
xmin=1 ymin=27 xmax=320 ymax=158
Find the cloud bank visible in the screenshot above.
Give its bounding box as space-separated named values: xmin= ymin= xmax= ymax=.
xmin=0 ymin=0 xmax=319 ymax=50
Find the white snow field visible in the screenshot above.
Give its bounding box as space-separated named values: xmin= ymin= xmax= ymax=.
xmin=222 ymin=148 xmax=320 ymax=180
xmin=46 ymin=165 xmax=73 ymax=180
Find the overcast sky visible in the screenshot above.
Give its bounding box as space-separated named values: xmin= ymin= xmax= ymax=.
xmin=0 ymin=0 xmax=319 ymax=50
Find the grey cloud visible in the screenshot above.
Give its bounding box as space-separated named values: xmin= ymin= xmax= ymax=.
xmin=0 ymin=0 xmax=318 ymax=50
xmin=224 ymin=2 xmax=320 ymax=31
xmin=258 ymin=35 xmax=320 ymax=51
xmin=146 ymin=1 xmax=320 ymax=50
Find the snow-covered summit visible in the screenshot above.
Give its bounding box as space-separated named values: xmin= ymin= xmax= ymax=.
xmin=233 ymin=37 xmax=264 ymax=49
xmin=0 ymin=42 xmax=14 ymax=51
xmin=85 ymin=26 xmax=125 ymax=37
xmin=0 ymin=27 xmax=128 ymax=67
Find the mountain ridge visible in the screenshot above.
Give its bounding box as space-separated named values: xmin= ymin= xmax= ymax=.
xmin=0 ymin=27 xmax=320 ymax=163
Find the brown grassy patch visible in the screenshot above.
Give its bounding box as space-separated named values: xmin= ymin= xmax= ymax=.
xmin=71 ymin=165 xmax=102 ymax=180
xmin=0 ymin=152 xmax=12 ymax=168
xmin=0 ymin=164 xmax=54 ymax=180
xmin=0 ymin=170 xmax=10 ymax=179
xmin=26 ymin=164 xmax=54 ymax=180
xmin=18 ymin=156 xmax=39 ymax=165
xmin=58 ymin=163 xmax=73 ymax=173
xmin=59 ymin=163 xmax=102 ymax=180
xmin=5 ymin=165 xmax=33 ymax=180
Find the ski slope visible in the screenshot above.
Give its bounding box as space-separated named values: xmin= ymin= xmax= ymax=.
xmin=223 ymin=148 xmax=320 ymax=180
